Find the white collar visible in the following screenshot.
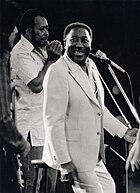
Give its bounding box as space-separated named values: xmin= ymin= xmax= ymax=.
xmin=20 ymin=35 xmax=34 ymax=53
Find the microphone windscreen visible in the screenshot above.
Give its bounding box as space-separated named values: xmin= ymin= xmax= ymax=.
xmin=96 ymin=50 xmax=107 ymax=60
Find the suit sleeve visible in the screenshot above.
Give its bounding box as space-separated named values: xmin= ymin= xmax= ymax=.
xmin=43 ymin=63 xmax=71 ymax=165
xmin=92 ymin=63 xmax=128 ymax=138
xmin=103 ymin=106 xmax=128 ymax=138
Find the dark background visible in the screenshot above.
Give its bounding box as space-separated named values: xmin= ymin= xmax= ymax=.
xmin=17 ymin=0 xmax=140 ymax=117
xmin=12 ymin=0 xmax=140 ymax=192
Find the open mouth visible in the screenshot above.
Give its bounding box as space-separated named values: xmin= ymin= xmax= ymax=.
xmin=74 ymin=50 xmax=85 ymax=56
xmin=42 ymin=39 xmax=48 ymax=43
xmin=41 ymin=39 xmax=49 ymax=46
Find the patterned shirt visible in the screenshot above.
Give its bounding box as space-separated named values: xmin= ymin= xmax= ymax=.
xmin=0 ymin=52 xmax=27 ymax=153
xmin=0 ymin=53 xmax=11 ymax=118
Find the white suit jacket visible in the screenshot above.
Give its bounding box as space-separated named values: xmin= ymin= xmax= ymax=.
xmin=42 ymin=54 xmax=127 ymax=172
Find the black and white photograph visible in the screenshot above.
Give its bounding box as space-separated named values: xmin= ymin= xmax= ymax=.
xmin=0 ymin=0 xmax=140 ymax=193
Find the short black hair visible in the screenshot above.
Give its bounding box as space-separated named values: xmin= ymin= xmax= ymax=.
xmin=1 ymin=0 xmax=22 ymax=54
xmin=63 ymin=22 xmax=93 ymax=40
xmin=19 ymin=8 xmax=45 ymax=35
xmin=1 ymin=0 xmax=22 ymax=35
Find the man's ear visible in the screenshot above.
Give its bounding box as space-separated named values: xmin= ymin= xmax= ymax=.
xmin=25 ymin=28 xmax=32 ymax=39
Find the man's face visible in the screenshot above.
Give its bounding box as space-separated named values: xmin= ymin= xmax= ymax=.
xmin=8 ymin=26 xmax=18 ymax=50
xmin=65 ymin=27 xmax=92 ymax=66
xmin=31 ymin=16 xmax=49 ymax=48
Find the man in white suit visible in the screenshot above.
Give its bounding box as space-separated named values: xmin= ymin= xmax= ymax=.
xmin=42 ymin=22 xmax=137 ymax=193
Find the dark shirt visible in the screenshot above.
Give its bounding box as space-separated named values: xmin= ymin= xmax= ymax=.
xmin=0 ymin=53 xmax=11 ymax=117
xmin=0 ymin=52 xmax=29 ymax=193
xmin=0 ymin=52 xmax=27 ymax=155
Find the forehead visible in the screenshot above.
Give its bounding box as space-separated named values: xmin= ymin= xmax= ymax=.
xmin=34 ymin=16 xmax=48 ymax=27
xmin=68 ymin=27 xmax=91 ymax=39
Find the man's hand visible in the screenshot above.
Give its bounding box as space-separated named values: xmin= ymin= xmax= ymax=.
xmin=48 ymin=40 xmax=63 ymax=61
xmin=123 ymin=128 xmax=138 ymax=143
xmin=126 ymin=139 xmax=140 ymax=172
xmin=60 ymin=161 xmax=78 ymax=185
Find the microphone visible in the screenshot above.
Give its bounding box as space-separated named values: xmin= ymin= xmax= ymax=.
xmin=95 ymin=50 xmax=126 ymax=73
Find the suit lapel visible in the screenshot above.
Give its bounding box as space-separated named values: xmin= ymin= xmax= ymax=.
xmin=66 ymin=59 xmax=100 ymax=107
xmin=91 ymin=64 xmax=104 ymax=108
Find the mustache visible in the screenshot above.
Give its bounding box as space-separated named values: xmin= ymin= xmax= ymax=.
xmin=74 ymin=48 xmax=86 ymax=52
xmin=72 ymin=46 xmax=91 ymax=52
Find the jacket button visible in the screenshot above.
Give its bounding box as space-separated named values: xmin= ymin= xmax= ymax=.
xmin=97 ymin=132 xmax=100 ymax=135
xmin=97 ymin=112 xmax=101 ymax=116
xmin=54 ymin=156 xmax=57 ymax=160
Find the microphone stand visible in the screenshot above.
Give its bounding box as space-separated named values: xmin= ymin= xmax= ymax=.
xmin=103 ymin=64 xmax=140 ymax=193
xmin=99 ymin=72 xmax=130 ymax=193
xmin=107 ymin=65 xmax=140 ymax=125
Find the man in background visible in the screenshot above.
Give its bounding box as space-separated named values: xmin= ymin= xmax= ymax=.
xmin=0 ymin=1 xmax=30 ymax=192
xmin=10 ymin=8 xmax=62 ymax=193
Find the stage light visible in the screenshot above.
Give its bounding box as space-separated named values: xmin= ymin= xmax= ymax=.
xmin=112 ymin=85 xmax=120 ymax=95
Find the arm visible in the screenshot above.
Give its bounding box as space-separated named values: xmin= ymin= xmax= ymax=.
xmin=43 ymin=63 xmax=71 ymax=164
xmin=103 ymin=106 xmax=128 ymax=138
xmin=0 ymin=60 xmax=30 ymax=157
xmin=0 ymin=116 xmax=30 ymax=157
xmin=92 ymin=61 xmax=137 ymax=142
xmin=126 ymin=127 xmax=140 ymax=172
xmin=11 ymin=40 xmax=62 ymax=93
xmin=60 ymin=161 xmax=79 ymax=184
xmin=28 ymin=40 xmax=62 ymax=93
xmin=43 ymin=63 xmax=78 ymax=182
xmin=103 ymin=106 xmax=137 ymax=143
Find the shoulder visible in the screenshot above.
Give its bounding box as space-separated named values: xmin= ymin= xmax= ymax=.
xmin=12 ymin=36 xmax=33 ymax=56
xmin=44 ymin=56 xmax=68 ymax=84
xmin=49 ymin=56 xmax=68 ymax=73
xmin=12 ymin=41 xmax=27 ymax=55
